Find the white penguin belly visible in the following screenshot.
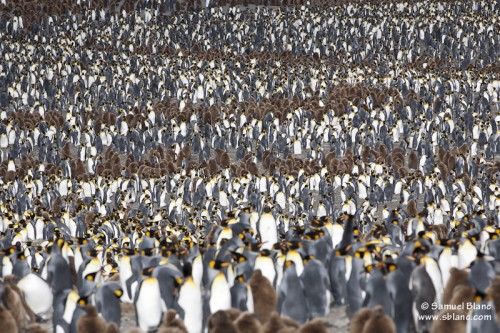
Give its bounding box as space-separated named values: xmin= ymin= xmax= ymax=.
xmin=209 ymin=275 xmax=231 ymax=313
xmin=136 ymin=278 xmax=163 ymax=331
xmin=178 ymin=280 xmax=203 ymax=333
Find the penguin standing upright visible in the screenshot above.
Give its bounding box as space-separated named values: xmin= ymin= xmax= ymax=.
xmin=277 ymin=261 xmax=308 ymax=324
xmin=94 ymin=282 xmax=123 ymax=327
xmin=301 ymin=255 xmax=330 ymax=319
xmin=258 ymin=206 xmax=278 ymax=250
xmin=134 ymin=274 xmax=164 ymax=332
xmin=253 ymin=249 xmax=276 ymax=287
xmin=230 ymin=274 xmax=254 ymax=313
xmin=207 ymin=270 xmax=232 ymax=315
xmin=177 ymin=263 xmax=203 ymax=333
xmin=387 ymin=256 xmax=415 ymax=333
xmin=248 ymin=269 xmax=276 ymax=324
xmin=410 ymin=255 xmax=442 ymax=333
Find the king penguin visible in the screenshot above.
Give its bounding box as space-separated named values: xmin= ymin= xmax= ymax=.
xmin=301 ymin=255 xmax=330 ymax=318
xmin=258 ymin=205 xmax=278 ymax=250
xmin=134 ymin=273 xmax=165 ymax=332
xmin=177 ymin=263 xmax=203 ymax=333
xmin=277 ymin=261 xmax=309 ymax=324
xmin=94 ymin=282 xmax=123 ymax=327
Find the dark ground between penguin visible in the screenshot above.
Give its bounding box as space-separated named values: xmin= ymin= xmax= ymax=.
xmin=2 ymin=0 xmax=500 ymax=333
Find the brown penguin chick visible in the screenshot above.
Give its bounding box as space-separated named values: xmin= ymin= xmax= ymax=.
xmin=157 ymin=309 xmax=188 ymax=333
xmin=449 ymin=285 xmax=475 ymax=306
xmin=442 ymin=268 xmax=469 ymax=304
xmin=207 ymin=310 xmax=239 ymax=333
xmin=220 ymin=152 xmax=230 ymax=169
xmin=76 ymin=305 xmax=107 ymax=333
xmin=378 ymin=144 xmax=388 ymax=158
xmin=214 ymin=149 xmax=224 ymax=165
xmin=300 ymin=318 xmax=330 ymax=333
xmin=277 ymin=328 xmax=299 ymax=333
xmin=249 ymin=269 xmax=277 ymax=323
xmin=208 ymin=159 xmax=219 ymax=175
xmin=408 ymin=150 xmax=419 ymax=170
xmin=25 ymin=323 xmax=49 ymax=333
xmin=0 ymin=305 xmax=18 ymax=333
xmin=438 ymin=163 xmax=449 ymax=181
xmin=432 ymin=224 xmax=448 ymax=240
xmin=262 ymin=312 xmax=286 ymax=333
xmin=62 ymin=142 xmax=72 ymax=160
xmin=361 ymin=306 xmax=396 ymax=333
xmin=224 ymin=308 xmax=242 ymax=322
xmin=3 ymin=277 xmax=35 ymax=329
xmin=406 ymin=200 xmax=417 ymax=217
xmin=397 ymin=167 xmax=408 ymax=179
xmin=437 ymin=146 xmax=447 ymax=163
xmin=4 ymin=170 xmax=16 ymax=182
xmin=430 ymin=309 xmax=466 ymax=333
xmin=281 ymin=316 xmax=300 ymax=329
xmin=458 ymin=143 xmax=470 ymax=155
xmin=247 ymin=162 xmax=259 ymax=176
xmin=235 ymin=312 xmax=262 ymax=333
xmin=350 ymin=307 xmax=375 ymax=333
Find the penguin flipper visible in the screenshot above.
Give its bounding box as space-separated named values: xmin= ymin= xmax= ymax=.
xmin=276 ymin=285 xmax=286 ymax=314
xmin=173 ymin=300 xmax=185 ymax=320
xmin=202 ymin=294 xmax=211 ymax=332
xmin=126 ymin=277 xmax=134 ymax=301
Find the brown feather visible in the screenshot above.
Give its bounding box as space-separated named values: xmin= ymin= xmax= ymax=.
xmin=0 ymin=305 xmax=18 ymax=333
xmin=442 ymin=268 xmax=469 ymax=305
xmin=249 ymin=269 xmax=277 ymax=324
xmin=76 ymin=305 xmax=107 ymax=333
xmin=235 ymin=312 xmax=262 ymax=333
xmin=361 ymin=306 xmax=396 ymax=333
xmin=350 ymin=307 xmax=374 ymax=333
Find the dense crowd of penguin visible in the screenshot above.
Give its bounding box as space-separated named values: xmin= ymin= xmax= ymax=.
xmin=1 ymin=0 xmax=500 ymax=332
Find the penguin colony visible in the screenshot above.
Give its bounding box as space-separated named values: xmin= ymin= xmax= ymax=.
xmin=1 ymin=0 xmax=500 ymax=332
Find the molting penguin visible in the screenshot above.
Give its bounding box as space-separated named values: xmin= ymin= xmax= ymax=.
xmin=16 ymin=272 xmax=53 ymax=321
